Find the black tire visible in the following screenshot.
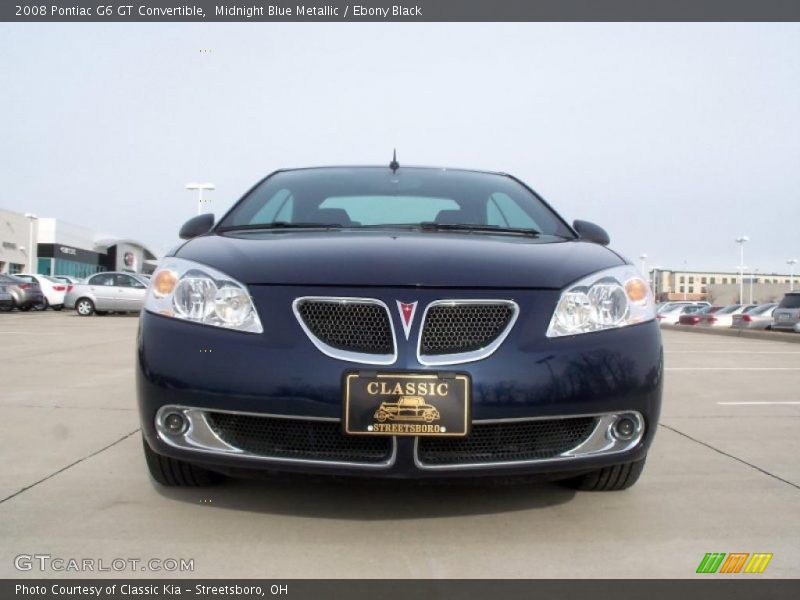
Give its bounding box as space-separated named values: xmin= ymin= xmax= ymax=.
xmin=0 ymin=304 xmax=12 ymax=312
xmin=142 ymin=437 xmax=220 ymax=487
xmin=75 ymin=298 xmax=95 ymax=316
xmin=562 ymin=458 xmax=646 ymax=491
xmin=33 ymin=298 xmax=49 ymax=311
xmin=18 ymin=305 xmax=32 ymax=312
xmin=53 ymin=304 xmax=64 ymax=312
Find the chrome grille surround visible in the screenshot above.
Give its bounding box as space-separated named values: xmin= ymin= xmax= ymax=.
xmin=417 ymin=299 xmax=520 ymax=366
xmin=155 ymin=405 xmax=397 ymax=469
xmin=414 ymin=412 xmax=644 ymax=470
xmin=292 ymin=297 xmax=397 ymax=365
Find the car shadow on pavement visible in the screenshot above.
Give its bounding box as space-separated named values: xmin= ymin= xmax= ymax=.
xmin=155 ymin=474 xmax=577 ymax=520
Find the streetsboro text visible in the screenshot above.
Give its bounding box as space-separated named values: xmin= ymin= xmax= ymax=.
xmin=214 ymin=5 xmax=423 ymax=18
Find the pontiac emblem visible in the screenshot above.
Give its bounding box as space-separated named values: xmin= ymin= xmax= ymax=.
xmin=396 ymin=300 xmax=418 ymax=340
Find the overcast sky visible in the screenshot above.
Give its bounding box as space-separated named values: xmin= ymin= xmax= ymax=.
xmin=1 ymin=23 xmax=798 ymax=273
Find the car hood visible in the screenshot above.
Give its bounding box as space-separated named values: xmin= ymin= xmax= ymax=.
xmin=174 ymin=231 xmax=625 ymax=289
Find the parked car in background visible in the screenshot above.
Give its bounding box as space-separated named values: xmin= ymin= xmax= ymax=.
xmin=14 ymin=273 xmax=67 ymax=310
xmin=698 ymin=304 xmax=756 ymax=328
xmin=0 ymin=273 xmax=44 ymax=311
xmin=772 ymin=292 xmax=800 ymax=332
xmin=657 ymin=301 xmax=710 ymax=315
xmin=0 ymin=278 xmax=13 ymax=311
xmin=678 ymin=305 xmax=722 ymax=325
xmin=731 ymin=303 xmax=778 ymax=330
xmin=656 ymin=304 xmax=705 ymax=325
xmin=64 ymin=271 xmax=149 ymax=316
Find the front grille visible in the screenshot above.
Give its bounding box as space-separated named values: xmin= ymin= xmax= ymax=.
xmin=295 ymin=299 xmax=394 ymax=356
xmin=206 ymin=412 xmax=393 ymax=464
xmin=420 ymin=302 xmax=516 ymax=356
xmin=417 ymin=417 xmax=598 ymax=465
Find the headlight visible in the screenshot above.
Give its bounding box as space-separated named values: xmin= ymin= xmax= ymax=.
xmin=546 ymin=265 xmax=655 ymax=337
xmin=145 ymin=258 xmax=263 ymax=334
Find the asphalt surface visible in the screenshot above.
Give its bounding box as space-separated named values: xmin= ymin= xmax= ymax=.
xmin=1 ymin=311 xmax=798 ymax=578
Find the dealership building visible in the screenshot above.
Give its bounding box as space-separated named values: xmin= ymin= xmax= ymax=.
xmin=0 ymin=207 xmax=159 ymax=278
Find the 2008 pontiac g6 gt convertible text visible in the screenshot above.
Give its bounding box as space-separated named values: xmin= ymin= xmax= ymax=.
xmin=138 ymin=162 xmax=662 ymax=491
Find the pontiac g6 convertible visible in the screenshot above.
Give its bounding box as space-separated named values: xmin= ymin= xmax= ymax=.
xmin=138 ymin=161 xmax=662 ymax=491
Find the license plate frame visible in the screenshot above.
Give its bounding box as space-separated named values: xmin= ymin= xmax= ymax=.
xmin=343 ymin=372 xmax=471 ymax=437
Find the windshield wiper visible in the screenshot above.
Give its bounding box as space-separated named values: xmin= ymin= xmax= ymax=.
xmin=217 ymin=222 xmax=344 ymax=232
xmin=418 ymin=222 xmax=540 ymax=237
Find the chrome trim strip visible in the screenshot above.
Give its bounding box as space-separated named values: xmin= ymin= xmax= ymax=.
xmin=416 ymin=299 xmax=520 ymax=366
xmin=155 ymin=405 xmax=397 ymax=469
xmin=292 ymin=296 xmax=398 ymax=365
xmin=413 ymin=411 xmax=644 ymax=470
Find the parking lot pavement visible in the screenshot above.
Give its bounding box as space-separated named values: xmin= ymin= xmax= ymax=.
xmin=1 ymin=313 xmax=798 ymax=578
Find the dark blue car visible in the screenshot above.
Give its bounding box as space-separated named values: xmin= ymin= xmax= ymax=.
xmin=138 ymin=165 xmax=662 ymax=491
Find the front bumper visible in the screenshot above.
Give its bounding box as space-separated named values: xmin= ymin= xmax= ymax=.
xmin=137 ymin=287 xmax=663 ymax=479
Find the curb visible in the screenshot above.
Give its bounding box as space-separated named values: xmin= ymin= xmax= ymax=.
xmin=662 ymin=324 xmax=800 ymax=344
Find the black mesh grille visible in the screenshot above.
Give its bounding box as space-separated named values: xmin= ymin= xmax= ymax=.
xmin=417 ymin=417 xmax=597 ymax=465
xmin=296 ymin=300 xmax=394 ymax=355
xmin=206 ymin=412 xmax=393 ymax=463
xmin=420 ymin=303 xmax=515 ymax=356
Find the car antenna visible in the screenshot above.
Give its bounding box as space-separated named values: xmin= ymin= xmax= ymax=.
xmin=389 ymin=148 xmax=399 ymax=173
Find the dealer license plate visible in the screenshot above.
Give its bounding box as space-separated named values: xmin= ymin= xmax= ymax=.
xmin=343 ymin=372 xmax=470 ymax=437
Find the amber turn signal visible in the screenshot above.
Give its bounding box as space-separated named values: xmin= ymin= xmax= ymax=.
xmin=153 ymin=269 xmax=178 ymax=297
xmin=625 ymin=278 xmax=648 ymax=303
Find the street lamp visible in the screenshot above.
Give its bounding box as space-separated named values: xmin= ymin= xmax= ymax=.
xmin=23 ymin=213 xmax=38 ymax=273
xmin=788 ymin=259 xmax=798 ymax=292
xmin=185 ymin=182 xmax=215 ymax=215
xmin=639 ymin=253 xmax=648 ymax=275
xmin=735 ymin=236 xmax=749 ymax=304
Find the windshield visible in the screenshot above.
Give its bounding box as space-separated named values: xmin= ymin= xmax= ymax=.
xmin=218 ymin=167 xmax=575 ymax=237
xmin=746 ymin=304 xmax=775 ymax=315
xmin=718 ymin=305 xmax=741 ymax=314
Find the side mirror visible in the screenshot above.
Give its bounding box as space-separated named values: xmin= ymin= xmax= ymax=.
xmin=179 ymin=214 xmax=214 ymax=240
xmin=573 ymin=219 xmax=610 ymax=245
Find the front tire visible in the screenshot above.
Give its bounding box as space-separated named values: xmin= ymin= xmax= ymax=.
xmin=561 ymin=458 xmax=646 ymax=491
xmin=75 ymin=298 xmax=95 ymax=316
xmin=53 ymin=304 xmax=64 ymax=311
xmin=142 ymin=437 xmax=220 ymax=487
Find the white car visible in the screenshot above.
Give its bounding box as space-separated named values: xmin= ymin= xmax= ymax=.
xmin=657 ymin=301 xmax=710 ymax=314
xmin=13 ymin=273 xmax=68 ymax=311
xmin=698 ymin=304 xmax=756 ymax=328
xmin=656 ymin=304 xmax=706 ymax=325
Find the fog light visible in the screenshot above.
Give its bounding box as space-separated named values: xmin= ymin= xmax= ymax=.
xmin=613 ymin=415 xmax=637 ymax=440
xmin=163 ymin=412 xmax=187 ymax=435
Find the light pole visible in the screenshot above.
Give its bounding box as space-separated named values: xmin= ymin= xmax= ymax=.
xmin=185 ymin=182 xmax=215 ymax=215
xmin=24 ymin=213 xmax=38 ymax=273
xmin=788 ymin=259 xmax=798 ymax=292
xmin=735 ymin=236 xmax=749 ymax=304
xmin=749 ymin=267 xmax=759 ymax=304
xmin=639 ymin=253 xmax=648 ymax=275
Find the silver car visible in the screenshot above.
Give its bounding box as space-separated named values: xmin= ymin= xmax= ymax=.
xmin=731 ymin=303 xmax=778 ymax=330
xmin=772 ymin=292 xmax=800 ymax=332
xmin=0 ymin=273 xmax=44 ymax=311
xmin=64 ymin=271 xmax=148 ymax=316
